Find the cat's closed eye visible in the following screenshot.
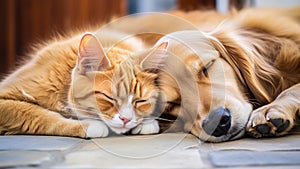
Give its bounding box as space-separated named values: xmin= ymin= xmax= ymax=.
xmin=134 ymin=99 xmax=153 ymax=114
xmin=134 ymin=99 xmax=147 ymax=106
xmin=95 ymin=91 xmax=115 ymax=101
xmin=102 ymin=93 xmax=116 ymax=102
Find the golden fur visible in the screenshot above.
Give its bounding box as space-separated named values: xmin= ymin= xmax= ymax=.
xmin=207 ymin=7 xmax=300 ymax=140
xmin=152 ymin=7 xmax=300 ymax=142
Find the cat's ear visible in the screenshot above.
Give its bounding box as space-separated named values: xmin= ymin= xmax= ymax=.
xmin=78 ymin=33 xmax=111 ymax=74
xmin=139 ymin=40 xmax=169 ymax=69
xmin=156 ymin=41 xmax=169 ymax=51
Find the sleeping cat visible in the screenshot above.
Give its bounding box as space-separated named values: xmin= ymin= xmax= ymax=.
xmin=0 ymin=31 xmax=168 ymax=138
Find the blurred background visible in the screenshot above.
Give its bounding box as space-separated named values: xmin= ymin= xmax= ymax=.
xmin=0 ymin=0 xmax=299 ymax=78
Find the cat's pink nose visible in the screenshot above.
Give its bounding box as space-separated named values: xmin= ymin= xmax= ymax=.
xmin=119 ymin=116 xmax=130 ymax=125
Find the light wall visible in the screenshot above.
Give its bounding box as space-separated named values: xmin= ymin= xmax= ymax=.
xmin=254 ymin=0 xmax=300 ymax=7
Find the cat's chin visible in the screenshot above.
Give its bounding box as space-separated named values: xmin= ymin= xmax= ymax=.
xmin=109 ymin=126 xmax=133 ymax=134
xmin=102 ymin=117 xmax=139 ymax=134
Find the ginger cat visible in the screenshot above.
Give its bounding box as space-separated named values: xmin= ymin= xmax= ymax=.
xmin=0 ymin=31 xmax=168 ymax=138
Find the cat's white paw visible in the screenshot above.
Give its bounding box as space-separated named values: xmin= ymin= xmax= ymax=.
xmin=83 ymin=120 xmax=109 ymax=138
xmin=131 ymin=119 xmax=159 ymax=135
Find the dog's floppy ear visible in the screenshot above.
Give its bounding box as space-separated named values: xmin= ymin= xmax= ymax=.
xmin=205 ymin=31 xmax=273 ymax=105
xmin=204 ymin=8 xmax=300 ymax=107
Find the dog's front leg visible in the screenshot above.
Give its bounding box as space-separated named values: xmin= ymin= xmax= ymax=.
xmin=246 ymin=83 xmax=300 ymax=138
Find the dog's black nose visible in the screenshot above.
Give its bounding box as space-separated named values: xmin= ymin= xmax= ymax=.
xmin=202 ymin=107 xmax=231 ymax=137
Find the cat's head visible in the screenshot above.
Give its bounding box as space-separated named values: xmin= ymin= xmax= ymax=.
xmin=69 ymin=33 xmax=168 ymax=134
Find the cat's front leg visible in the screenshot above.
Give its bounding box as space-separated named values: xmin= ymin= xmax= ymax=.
xmin=131 ymin=118 xmax=160 ymax=135
xmin=0 ymin=99 xmax=106 ymax=138
xmin=82 ymin=119 xmax=109 ymax=138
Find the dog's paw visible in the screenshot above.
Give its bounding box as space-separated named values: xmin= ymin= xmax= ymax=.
xmin=246 ymin=105 xmax=294 ymax=138
xmin=83 ymin=120 xmax=109 ymax=138
xmin=131 ymin=119 xmax=159 ymax=135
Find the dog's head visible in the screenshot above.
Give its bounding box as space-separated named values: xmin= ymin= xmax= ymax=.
xmin=186 ymin=50 xmax=253 ymax=142
xmin=154 ymin=30 xmax=253 ymax=142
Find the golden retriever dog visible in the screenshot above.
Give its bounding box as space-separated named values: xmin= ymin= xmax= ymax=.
xmin=150 ymin=7 xmax=300 ymax=142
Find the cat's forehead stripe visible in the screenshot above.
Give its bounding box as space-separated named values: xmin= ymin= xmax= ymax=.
xmin=115 ymin=61 xmax=137 ymax=97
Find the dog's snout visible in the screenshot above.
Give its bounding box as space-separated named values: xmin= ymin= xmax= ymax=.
xmin=202 ymin=107 xmax=231 ymax=137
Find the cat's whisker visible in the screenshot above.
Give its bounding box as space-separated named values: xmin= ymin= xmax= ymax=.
xmin=145 ymin=116 xmax=176 ymax=122
xmin=79 ymin=117 xmax=103 ymax=121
